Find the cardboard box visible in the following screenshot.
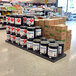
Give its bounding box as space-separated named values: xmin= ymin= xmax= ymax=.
xmin=48 ymin=33 xmax=56 ymax=39
xmin=62 ymin=17 xmax=66 ymax=22
xmin=54 ymin=19 xmax=60 ymax=25
xmin=56 ymin=25 xmax=67 ymax=31
xmin=59 ymin=18 xmax=65 ymax=24
xmin=66 ymin=30 xmax=72 ymax=38
xmin=35 ymin=19 xmax=39 ymax=26
xmin=39 ymin=19 xmax=45 ymax=28
xmin=45 ymin=19 xmax=54 ymax=26
xmin=55 ymin=35 xmax=66 ymax=40
xmin=49 ymin=26 xmax=56 ymax=34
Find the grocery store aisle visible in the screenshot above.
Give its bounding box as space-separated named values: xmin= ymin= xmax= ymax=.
xmin=0 ymin=21 xmax=76 ymax=76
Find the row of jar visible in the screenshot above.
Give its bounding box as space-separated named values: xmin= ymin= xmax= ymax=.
xmin=6 ymin=25 xmax=42 ymax=39
xmin=6 ymin=32 xmax=64 ymax=58
xmin=6 ymin=14 xmax=34 ymax=26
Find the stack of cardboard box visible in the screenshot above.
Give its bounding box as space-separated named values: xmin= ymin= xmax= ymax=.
xmin=35 ymin=17 xmax=72 ymax=51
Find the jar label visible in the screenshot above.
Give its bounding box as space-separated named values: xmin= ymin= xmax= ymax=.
xmin=23 ymin=17 xmax=27 ymax=23
xmin=27 ymin=31 xmax=34 ymax=39
xmin=33 ymin=43 xmax=39 ymax=51
xmin=11 ymin=35 xmax=16 ymax=41
xmin=27 ymin=41 xmax=33 ymax=49
xmin=16 ymin=37 xmax=20 ymax=44
xmin=7 ymin=34 xmax=11 ymax=40
xmin=20 ymin=29 xmax=27 ymax=36
xmin=27 ymin=18 xmax=34 ymax=26
xmin=40 ymin=45 xmax=47 ymax=54
xmin=6 ymin=17 xmax=10 ymax=22
xmin=15 ymin=18 xmax=21 ymax=25
xmin=6 ymin=25 xmax=10 ymax=32
xmin=58 ymin=46 xmax=62 ymax=54
xmin=48 ymin=48 xmax=57 ymax=57
xmin=20 ymin=39 xmax=27 ymax=45
xmin=15 ymin=27 xmax=20 ymax=34
xmin=11 ymin=27 xmax=15 ymax=32
xmin=10 ymin=17 xmax=14 ymax=24
xmin=36 ymin=29 xmax=41 ymax=36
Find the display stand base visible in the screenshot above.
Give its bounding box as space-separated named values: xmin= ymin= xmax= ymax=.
xmin=5 ymin=40 xmax=66 ymax=63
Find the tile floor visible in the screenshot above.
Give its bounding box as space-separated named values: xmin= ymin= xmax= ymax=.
xmin=0 ymin=21 xmax=76 ymax=76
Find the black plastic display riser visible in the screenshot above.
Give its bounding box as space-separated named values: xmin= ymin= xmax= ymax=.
xmin=5 ymin=40 xmax=66 ymax=63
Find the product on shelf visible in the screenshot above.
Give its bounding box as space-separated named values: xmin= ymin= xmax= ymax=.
xmin=35 ymin=26 xmax=42 ymax=38
xmin=33 ymin=39 xmax=41 ymax=52
xmin=16 ymin=34 xmax=20 ymax=45
xmin=48 ymin=39 xmax=55 ymax=43
xmin=40 ymin=41 xmax=49 ymax=55
xmin=27 ymin=27 xmax=35 ymax=40
xmin=23 ymin=15 xmax=27 ymax=25
xmin=15 ymin=26 xmax=20 ymax=35
xmin=26 ymin=15 xmax=34 ymax=26
xmin=20 ymin=35 xmax=27 ymax=47
xmin=6 ymin=15 xmax=10 ymax=24
xmin=27 ymin=39 xmax=33 ymax=50
xmin=48 ymin=43 xmax=58 ymax=58
xmin=10 ymin=26 xmax=15 ymax=34
xmin=15 ymin=15 xmax=23 ymax=26
xmin=6 ymin=24 xmax=10 ymax=33
xmin=11 ymin=32 xmax=16 ymax=43
xmin=40 ymin=37 xmax=47 ymax=41
xmin=10 ymin=15 xmax=15 ymax=25
xmin=56 ymin=41 xmax=64 ymax=55
xmin=20 ymin=26 xmax=27 ymax=37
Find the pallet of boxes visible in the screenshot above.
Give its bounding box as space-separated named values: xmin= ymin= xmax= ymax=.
xmin=35 ymin=17 xmax=72 ymax=51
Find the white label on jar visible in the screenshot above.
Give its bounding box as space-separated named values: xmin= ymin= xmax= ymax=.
xmin=58 ymin=46 xmax=62 ymax=54
xmin=33 ymin=43 xmax=39 ymax=51
xmin=27 ymin=31 xmax=34 ymax=39
xmin=6 ymin=25 xmax=10 ymax=30
xmin=15 ymin=18 xmax=21 ymax=25
xmin=10 ymin=17 xmax=14 ymax=24
xmin=7 ymin=34 xmax=11 ymax=40
xmin=40 ymin=45 xmax=47 ymax=54
xmin=48 ymin=48 xmax=57 ymax=57
xmin=15 ymin=27 xmax=20 ymax=34
xmin=20 ymin=39 xmax=27 ymax=46
xmin=23 ymin=17 xmax=27 ymax=23
xmin=6 ymin=17 xmax=10 ymax=23
xmin=27 ymin=41 xmax=33 ymax=49
xmin=36 ymin=29 xmax=41 ymax=36
xmin=11 ymin=35 xmax=16 ymax=41
xmin=16 ymin=37 xmax=20 ymax=44
xmin=27 ymin=18 xmax=34 ymax=26
xmin=11 ymin=27 xmax=15 ymax=32
xmin=20 ymin=29 xmax=27 ymax=36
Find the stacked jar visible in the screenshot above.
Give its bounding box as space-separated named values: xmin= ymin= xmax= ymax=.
xmin=10 ymin=15 xmax=16 ymax=43
xmin=20 ymin=26 xmax=27 ymax=47
xmin=6 ymin=15 xmax=11 ymax=41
